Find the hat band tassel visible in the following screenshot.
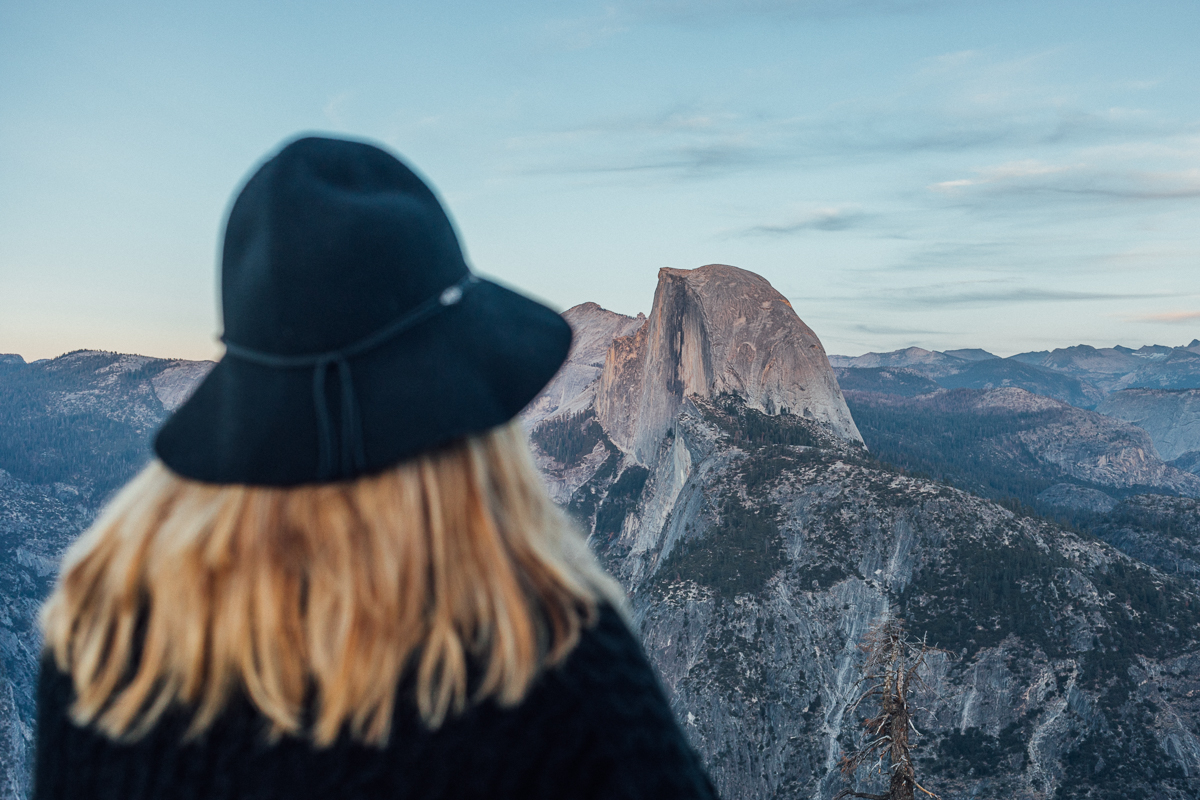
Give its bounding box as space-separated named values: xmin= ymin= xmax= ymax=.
xmin=220 ymin=274 xmax=478 ymax=480
xmin=311 ymin=358 xmax=367 ymax=480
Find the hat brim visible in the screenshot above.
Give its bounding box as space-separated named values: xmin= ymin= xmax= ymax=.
xmin=154 ymin=278 xmax=571 ymax=486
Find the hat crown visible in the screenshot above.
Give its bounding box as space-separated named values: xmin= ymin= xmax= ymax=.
xmin=220 ymin=137 xmax=468 ymax=356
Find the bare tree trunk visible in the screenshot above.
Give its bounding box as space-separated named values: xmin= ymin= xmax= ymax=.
xmin=834 ymin=617 xmax=944 ymax=800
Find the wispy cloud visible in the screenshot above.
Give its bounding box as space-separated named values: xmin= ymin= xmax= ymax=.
xmin=504 ymin=53 xmax=1198 ymax=185
xmin=849 ymin=322 xmax=953 ymax=336
xmin=932 ymin=161 xmax=1200 ymax=203
xmin=645 ymin=0 xmax=957 ymax=24
xmin=519 ymin=140 xmax=769 ymax=178
xmin=738 ymin=206 xmax=871 ymax=235
xmin=541 ymin=7 xmax=628 ymax=49
xmin=1126 ymin=310 xmax=1200 ymax=323
xmin=322 ymin=92 xmax=354 ymax=129
xmin=931 ymin=159 xmax=1076 ymax=191
xmin=841 ymin=280 xmax=1178 ymax=309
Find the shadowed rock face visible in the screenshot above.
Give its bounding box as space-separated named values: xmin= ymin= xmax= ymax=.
xmin=596 ymin=265 xmax=860 ymax=463
xmin=523 ymin=302 xmax=645 ymax=427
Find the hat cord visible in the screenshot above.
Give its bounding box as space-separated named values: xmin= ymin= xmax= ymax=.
xmin=220 ymin=274 xmax=479 ymax=480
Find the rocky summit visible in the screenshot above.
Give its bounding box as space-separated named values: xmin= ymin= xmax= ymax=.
xmin=594 ymin=264 xmax=860 ymax=464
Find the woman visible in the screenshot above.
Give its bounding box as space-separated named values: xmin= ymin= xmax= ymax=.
xmin=35 ymin=137 xmax=717 ymax=799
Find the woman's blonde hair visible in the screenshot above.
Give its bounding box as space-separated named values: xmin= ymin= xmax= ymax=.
xmin=41 ymin=421 xmax=623 ymax=746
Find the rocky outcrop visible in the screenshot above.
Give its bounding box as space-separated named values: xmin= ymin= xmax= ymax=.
xmin=594 ymin=265 xmax=860 ymax=463
xmin=522 ymin=303 xmax=645 ymax=427
xmin=1004 ymin=403 xmax=1197 ymax=494
xmin=151 ymin=360 xmax=214 ymax=411
xmin=533 ymin=268 xmax=1200 ymax=797
xmin=1036 ymin=483 xmax=1117 ymax=513
xmin=1099 ymin=389 xmax=1200 ymax=463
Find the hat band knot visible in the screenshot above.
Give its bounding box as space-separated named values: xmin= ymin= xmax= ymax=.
xmin=220 ymin=274 xmax=479 ymax=480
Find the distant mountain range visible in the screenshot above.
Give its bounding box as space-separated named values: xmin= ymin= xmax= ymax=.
xmin=2 ymin=278 xmax=1199 ymax=799
xmin=830 ymin=340 xmax=1200 ymax=405
xmin=831 ymin=342 xmax=1200 ymax=479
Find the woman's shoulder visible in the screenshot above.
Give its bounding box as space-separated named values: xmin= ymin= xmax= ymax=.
xmin=507 ymin=602 xmax=719 ymax=798
xmin=546 ymin=603 xmax=670 ymax=704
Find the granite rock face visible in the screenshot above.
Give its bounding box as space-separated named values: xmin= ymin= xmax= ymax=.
xmin=1098 ymin=389 xmax=1200 ymax=464
xmin=150 ymin=360 xmax=215 ymax=412
xmin=595 ymin=265 xmax=860 ymax=463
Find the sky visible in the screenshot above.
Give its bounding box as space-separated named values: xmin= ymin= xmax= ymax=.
xmin=2 ymin=0 xmax=1199 ymax=362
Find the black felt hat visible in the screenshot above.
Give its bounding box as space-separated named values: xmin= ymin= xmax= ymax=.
xmin=154 ymin=135 xmax=571 ymax=486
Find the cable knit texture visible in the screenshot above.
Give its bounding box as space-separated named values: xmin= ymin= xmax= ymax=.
xmin=35 ymin=605 xmax=718 ymax=799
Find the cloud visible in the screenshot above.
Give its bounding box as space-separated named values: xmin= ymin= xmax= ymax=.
xmin=322 ymin=92 xmax=354 ymax=129
xmin=519 ymin=140 xmax=769 ymax=179
xmin=503 ymin=105 xmax=776 ymax=180
xmin=849 ymin=322 xmax=953 ymax=336
xmin=738 ymin=206 xmax=871 ymax=235
xmin=931 ymin=161 xmax=1200 ymax=205
xmin=1126 ymin=310 xmax=1200 ymax=323
xmin=931 ymin=159 xmax=1076 ymax=191
xmin=499 ymin=42 xmax=1200 ymax=202
xmin=644 ymin=0 xmax=955 ymax=24
xmin=541 ymin=7 xmax=628 ymax=49
xmin=835 ymin=280 xmax=1178 ymax=309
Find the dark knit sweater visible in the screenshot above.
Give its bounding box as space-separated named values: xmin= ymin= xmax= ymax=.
xmin=35 ymin=605 xmax=718 ymax=800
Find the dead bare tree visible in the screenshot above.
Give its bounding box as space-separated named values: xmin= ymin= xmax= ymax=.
xmin=834 ymin=617 xmax=947 ymax=800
